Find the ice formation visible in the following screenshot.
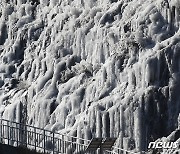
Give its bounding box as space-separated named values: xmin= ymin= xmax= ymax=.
xmin=0 ymin=0 xmax=180 ymax=152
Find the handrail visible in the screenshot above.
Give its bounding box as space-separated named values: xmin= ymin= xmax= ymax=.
xmin=0 ymin=118 xmax=147 ymax=154
xmin=0 ymin=118 xmax=89 ymax=154
xmin=0 ymin=118 xmax=90 ymax=142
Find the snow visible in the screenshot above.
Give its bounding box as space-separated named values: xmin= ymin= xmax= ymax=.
xmin=0 ymin=0 xmax=180 ymax=152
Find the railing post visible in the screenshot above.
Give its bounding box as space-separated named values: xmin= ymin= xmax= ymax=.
xmin=43 ymin=129 xmax=46 ymax=154
xmin=34 ymin=127 xmax=36 ymax=152
xmin=62 ymin=135 xmax=64 ymax=153
xmin=25 ymin=124 xmax=27 ymax=148
xmin=53 ymin=132 xmax=55 ymax=154
xmin=19 ymin=123 xmax=21 ymax=145
xmin=100 ymin=142 xmax=103 ymax=154
xmin=16 ymin=122 xmax=18 ymax=146
xmin=71 ymin=137 xmax=73 ymax=153
xmin=7 ymin=121 xmax=9 ymax=145
xmin=20 ymin=123 xmax=23 ymax=146
xmin=9 ymin=122 xmax=12 ymax=146
xmin=58 ymin=138 xmax=60 ymax=153
xmin=0 ymin=119 xmax=2 ymax=143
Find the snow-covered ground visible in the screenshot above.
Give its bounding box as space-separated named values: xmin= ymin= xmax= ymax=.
xmin=0 ymin=0 xmax=180 ymax=152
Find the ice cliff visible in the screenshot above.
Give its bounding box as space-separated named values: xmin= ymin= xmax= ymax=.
xmin=0 ymin=0 xmax=180 ymax=152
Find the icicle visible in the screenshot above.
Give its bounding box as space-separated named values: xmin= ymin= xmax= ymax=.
xmin=84 ymin=125 xmax=91 ymax=144
xmin=109 ymin=110 xmax=114 ymax=137
xmin=134 ymin=107 xmax=142 ymax=151
xmin=96 ymin=110 xmax=102 ymax=138
xmin=102 ymin=112 xmax=107 ymax=138
xmin=114 ymin=109 xmax=120 ymax=137
xmin=77 ymin=124 xmax=82 ymax=144
xmin=120 ymin=105 xmax=124 ymax=134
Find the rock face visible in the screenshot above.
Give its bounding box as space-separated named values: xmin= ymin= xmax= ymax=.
xmin=0 ymin=0 xmax=180 ymax=152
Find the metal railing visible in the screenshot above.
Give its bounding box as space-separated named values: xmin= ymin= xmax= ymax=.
xmin=0 ymin=119 xmax=90 ymax=154
xmin=0 ymin=119 xmax=148 ymax=154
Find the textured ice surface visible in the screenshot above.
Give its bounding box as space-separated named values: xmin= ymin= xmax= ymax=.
xmin=0 ymin=0 xmax=180 ymax=152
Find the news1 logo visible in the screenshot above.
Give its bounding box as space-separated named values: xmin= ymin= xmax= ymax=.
xmin=148 ymin=141 xmax=179 ymax=149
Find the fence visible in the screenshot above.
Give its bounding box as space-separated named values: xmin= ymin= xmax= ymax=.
xmin=0 ymin=119 xmax=90 ymax=154
xmin=0 ymin=119 xmax=148 ymax=154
